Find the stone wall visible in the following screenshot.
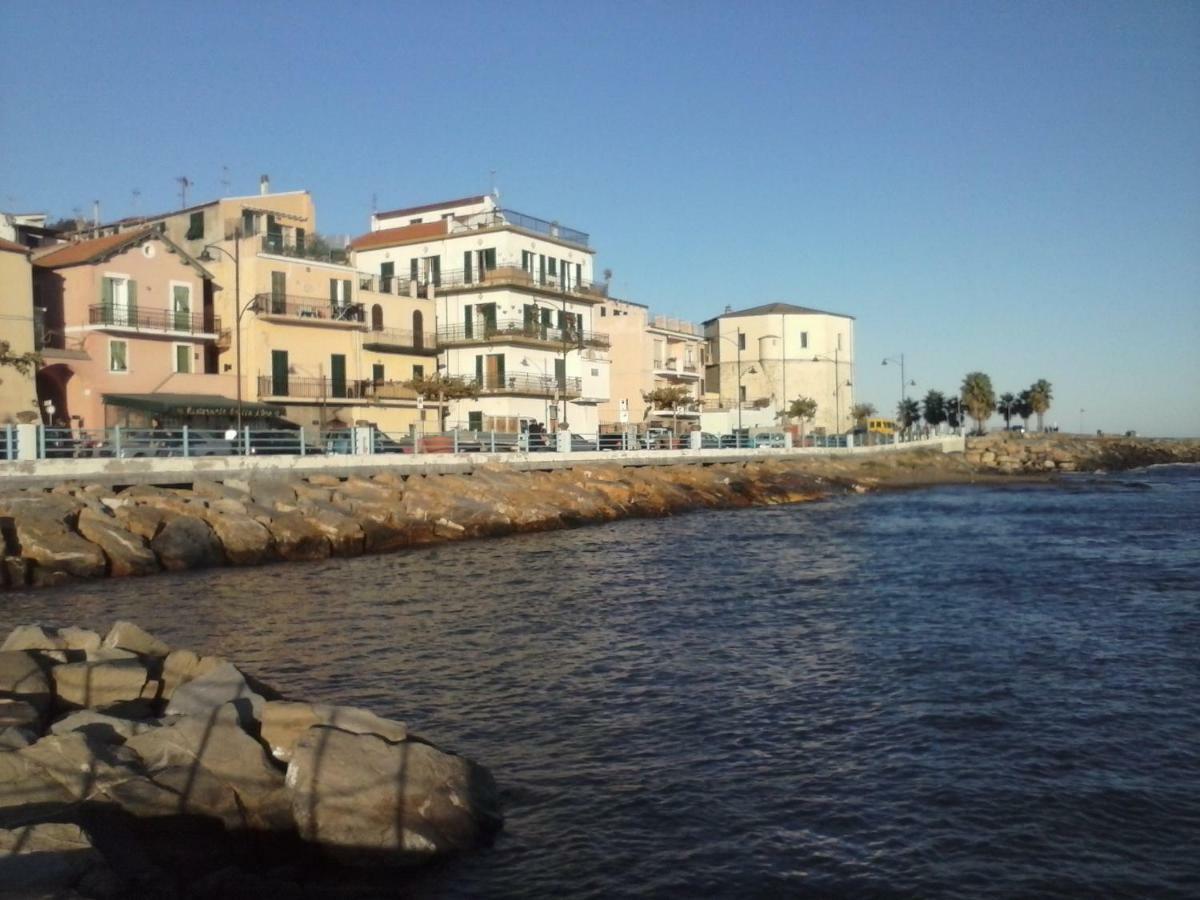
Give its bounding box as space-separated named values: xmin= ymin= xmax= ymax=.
xmin=964 ymin=434 xmax=1200 ymax=473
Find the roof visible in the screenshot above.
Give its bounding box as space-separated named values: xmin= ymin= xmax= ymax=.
xmin=350 ymin=219 xmax=449 ymax=251
xmin=703 ymin=301 xmax=855 ymax=324
xmin=373 ymin=195 xmax=487 ymax=221
xmin=0 ymin=238 xmax=30 ymax=256
xmin=32 ymin=228 xmax=212 ymax=278
xmin=102 ymin=393 xmax=282 ymax=417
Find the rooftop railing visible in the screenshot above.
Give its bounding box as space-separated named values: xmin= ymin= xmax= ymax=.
xmin=259 ymin=235 xmax=350 ymax=265
xmin=258 ymin=375 xmax=373 ymax=400
xmin=448 ymin=209 xmax=589 ymax=247
xmin=88 ymin=304 xmax=221 ymax=335
xmin=361 ymin=328 xmax=439 ymax=354
xmin=434 ymin=263 xmax=609 ymax=297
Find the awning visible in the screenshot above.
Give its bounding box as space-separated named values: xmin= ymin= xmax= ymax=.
xmin=102 ymin=393 xmax=282 ymax=418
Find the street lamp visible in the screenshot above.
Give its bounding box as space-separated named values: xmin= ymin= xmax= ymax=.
xmin=197 ymin=232 xmax=251 ymax=433
xmin=711 ymin=327 xmax=757 ymax=439
xmin=882 ymin=353 xmax=917 ymax=419
xmin=812 ymin=350 xmax=842 ymax=433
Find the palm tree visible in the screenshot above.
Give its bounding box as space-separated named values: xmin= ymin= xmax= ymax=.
xmin=850 ymin=402 xmax=876 ymax=430
xmin=1027 ymin=379 xmax=1053 ymax=432
xmin=998 ymin=392 xmax=1016 ymax=430
xmin=961 ymin=372 xmax=996 ymax=435
xmin=945 ymin=397 xmax=964 ymax=431
xmin=922 ymin=390 xmax=947 ymax=429
xmin=1017 ymin=389 xmax=1034 ymax=429
xmin=786 ymin=396 xmax=818 ymax=444
xmin=896 ymin=398 xmax=920 ymax=433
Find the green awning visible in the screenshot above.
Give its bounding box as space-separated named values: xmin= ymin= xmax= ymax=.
xmin=102 ymin=393 xmax=282 ymax=418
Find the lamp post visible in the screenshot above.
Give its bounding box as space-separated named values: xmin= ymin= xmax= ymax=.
xmin=882 ymin=353 xmax=916 ymax=424
xmin=712 ymin=327 xmax=756 ymax=439
xmin=812 ymin=349 xmax=841 ymax=433
xmin=198 ymin=232 xmax=247 ymax=433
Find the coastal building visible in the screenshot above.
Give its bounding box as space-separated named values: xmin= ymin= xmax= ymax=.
xmin=703 ymin=302 xmax=855 ymax=434
xmin=0 ymin=238 xmax=39 ymax=424
xmin=30 ymin=228 xmax=235 ymax=429
xmin=351 ymin=194 xmax=610 ymax=433
xmin=79 ymin=180 xmax=436 ymax=438
xmin=645 ymin=314 xmax=705 ymax=432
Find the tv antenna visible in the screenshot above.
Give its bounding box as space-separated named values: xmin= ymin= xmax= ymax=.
xmin=220 ymin=165 xmax=231 ymax=194
xmin=177 ymin=176 xmax=192 ymax=209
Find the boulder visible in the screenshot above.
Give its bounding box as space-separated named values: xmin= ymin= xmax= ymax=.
xmin=103 ymin=621 xmax=170 ymax=657
xmin=292 ymin=482 xmax=333 ymax=504
xmin=49 ymin=709 xmax=159 ymax=743
xmin=334 ymin=477 xmax=400 ymax=504
xmin=0 ymin=650 xmax=51 ymax=712
xmin=209 ymin=497 xmax=247 ymax=516
xmin=164 ymin=660 xmax=264 ymax=726
xmin=190 ymin=479 xmax=248 ymax=503
xmin=261 ymin=701 xmax=406 ymax=763
xmin=3 ymin=556 xmax=30 ymax=589
xmin=0 ymin=699 xmax=40 ymax=732
xmin=267 ymin=513 xmax=331 ymax=562
xmin=304 ymin=507 xmax=365 ymax=557
xmin=287 ymin=728 xmax=501 ymax=864
xmin=76 ymin=509 xmax=159 ymax=578
xmin=59 ymin=626 xmax=103 ymax=651
xmin=113 ymin=504 xmax=173 ymax=541
xmin=0 ymin=726 xmax=36 ymax=750
xmin=0 ymin=731 xmax=142 ymax=820
xmin=150 ymin=516 xmax=224 ymax=571
xmin=0 ymin=821 xmax=105 ymax=892
xmin=159 ymin=649 xmax=222 ymax=700
xmin=204 ymin=512 xmax=273 ymax=566
xmin=249 ymin=480 xmax=300 ymax=513
xmin=0 ymin=493 xmax=82 ymax=527
xmin=124 ymin=703 xmax=290 ymax=831
xmin=52 ymin=658 xmax=148 ymax=710
xmin=14 ymin=515 xmax=107 ymax=580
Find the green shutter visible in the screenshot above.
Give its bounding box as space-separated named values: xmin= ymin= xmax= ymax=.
xmin=372 ymin=363 xmax=384 ymax=384
xmin=127 ymin=280 xmax=138 ymax=323
xmin=330 ymin=279 xmax=338 ymax=307
xmin=272 ymin=350 xmax=289 ymax=396
xmin=431 ymin=256 xmax=441 ymax=286
xmin=176 ymin=344 xmax=190 ymax=373
xmin=554 ymin=358 xmax=566 ymax=390
xmin=330 ymin=354 xmax=346 ymax=398
xmin=483 ymin=248 xmax=495 ymax=270
xmin=410 ymin=259 xmax=418 ymax=281
xmin=474 ymin=355 xmax=483 ymax=384
xmin=101 ymin=277 xmax=114 ymax=322
xmin=464 ymin=304 xmax=473 ymax=338
xmin=343 ymin=280 xmax=352 ymax=307
xmin=464 ymin=251 xmax=472 ymax=283
xmin=496 ymin=354 xmax=506 ymax=385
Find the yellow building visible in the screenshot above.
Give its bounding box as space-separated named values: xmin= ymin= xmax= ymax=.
xmin=0 ymin=238 xmax=38 ymax=425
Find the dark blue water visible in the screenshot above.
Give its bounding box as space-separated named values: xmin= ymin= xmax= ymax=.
xmin=4 ymin=466 xmax=1199 ymax=898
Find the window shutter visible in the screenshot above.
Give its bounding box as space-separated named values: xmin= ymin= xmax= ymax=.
xmin=330 ymin=279 xmax=338 ymax=306
xmin=474 ymin=355 xmax=483 ymax=384
xmin=372 ymin=363 xmax=384 ymax=383
xmin=176 ymin=344 xmax=190 ymax=373
xmin=343 ymin=280 xmax=352 ymax=305
xmin=463 ymin=304 xmax=473 ymax=338
xmin=410 ymin=259 xmax=418 ymax=281
xmin=101 ymin=277 xmax=114 ymax=320
xmin=496 ymin=354 xmax=506 ymax=384
xmin=483 ymin=248 xmax=495 ymax=270
xmin=127 ymin=280 xmax=138 ymax=320
xmin=464 ymin=251 xmax=472 ymax=283
xmin=431 ymin=256 xmax=441 ymax=286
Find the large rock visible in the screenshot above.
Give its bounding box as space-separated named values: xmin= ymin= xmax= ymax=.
xmin=0 ymin=651 xmax=51 ymax=712
xmin=266 ymin=513 xmax=331 ymax=562
xmin=49 ymin=709 xmax=159 ymax=743
xmin=261 ymin=701 xmax=406 ymax=763
xmin=52 ymin=658 xmax=148 ymax=710
xmin=103 ymin=621 xmax=170 ymax=657
xmin=165 ymin=660 xmax=264 ymax=726
xmin=76 ymin=508 xmax=159 ymax=578
xmin=14 ymin=515 xmax=107 ymax=580
xmin=2 ymin=626 xmax=67 ymax=653
xmin=204 ymin=512 xmax=273 ymax=566
xmin=113 ymin=503 xmax=173 ymax=541
xmin=287 ymin=728 xmax=501 ymax=864
xmin=249 ymin=480 xmax=300 ymax=513
xmin=124 ymin=703 xmax=290 ymax=831
xmin=303 ymin=506 xmax=365 ymax=557
xmin=0 ymin=821 xmax=105 ymax=892
xmin=150 ymin=516 xmax=224 ymax=571
xmin=0 ymin=732 xmax=142 ymax=822
xmin=0 ymin=699 xmax=40 ymax=732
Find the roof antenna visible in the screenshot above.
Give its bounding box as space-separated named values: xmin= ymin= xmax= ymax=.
xmin=490 ymin=169 xmax=499 ymax=204
xmin=220 ymin=165 xmax=231 ymax=194
xmin=131 ymin=189 xmax=141 ymax=214
xmin=177 ymin=176 xmax=192 ymax=209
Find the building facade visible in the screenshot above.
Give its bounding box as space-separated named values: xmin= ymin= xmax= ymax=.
xmin=0 ymin=239 xmax=39 ymax=424
xmin=353 ymin=194 xmax=611 ymax=433
xmin=703 ymin=302 xmax=855 ymax=434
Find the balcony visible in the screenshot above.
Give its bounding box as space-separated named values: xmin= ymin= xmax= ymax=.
xmin=362 ymin=328 xmax=439 ymax=355
xmin=470 ymin=373 xmax=582 ymax=399
xmin=258 ymin=375 xmax=371 ymax=400
xmin=436 ymin=263 xmax=609 ymax=299
xmin=448 ymin=208 xmax=589 ymax=248
xmin=87 ymin=305 xmax=221 ymax=337
xmin=259 ymin=235 xmax=349 ymax=265
xmin=653 ymin=357 xmax=702 ymax=380
xmin=438 ymin=319 xmax=610 ymax=351
xmin=252 ymin=294 xmax=366 ymax=329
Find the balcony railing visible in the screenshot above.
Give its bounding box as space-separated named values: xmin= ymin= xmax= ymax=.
xmin=437 ymin=319 xmax=610 ymax=350
xmin=361 ymin=328 xmax=439 ymax=354
xmin=88 ymin=305 xmax=221 ymax=335
xmin=447 ymin=209 xmax=589 ymax=247
xmin=252 ymin=293 xmax=366 ymax=325
xmin=258 ymin=375 xmax=372 ymax=400
xmin=259 ymin=235 xmax=349 ymax=265
xmin=435 ymin=264 xmax=609 ymax=298
xmin=469 ymin=373 xmax=582 ymax=398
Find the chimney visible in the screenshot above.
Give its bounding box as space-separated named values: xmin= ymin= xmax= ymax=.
xmin=93 ymin=201 xmax=100 ymax=228
xmin=260 ymin=175 xmax=270 ymax=196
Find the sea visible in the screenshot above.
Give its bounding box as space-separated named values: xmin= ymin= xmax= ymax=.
xmin=3 ymin=464 xmax=1198 ymax=899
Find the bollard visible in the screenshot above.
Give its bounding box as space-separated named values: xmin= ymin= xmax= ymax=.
xmin=182 ymin=425 xmax=190 ymax=458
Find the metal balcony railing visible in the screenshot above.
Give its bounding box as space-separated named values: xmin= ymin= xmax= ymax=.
xmin=252 ymin=294 xmax=365 ymax=324
xmin=468 ymin=373 xmax=582 ymax=398
xmin=437 ymin=319 xmax=610 ymax=349
xmin=361 ymin=329 xmax=439 ymax=354
xmin=258 ymin=375 xmax=372 ymax=400
xmin=434 ymin=264 xmax=609 ymax=297
xmin=88 ymin=304 xmax=221 ymax=335
xmin=260 ymin=235 xmax=349 ymax=265
xmin=446 ymin=208 xmax=589 ymax=247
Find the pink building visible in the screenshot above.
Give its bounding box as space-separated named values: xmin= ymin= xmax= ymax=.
xmin=33 ymin=228 xmax=239 ymax=429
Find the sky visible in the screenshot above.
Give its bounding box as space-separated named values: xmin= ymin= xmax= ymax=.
xmin=3 ymin=1 xmax=1198 ymax=435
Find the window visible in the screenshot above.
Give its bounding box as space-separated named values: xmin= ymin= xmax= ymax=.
xmin=173 ymin=343 xmax=192 ymax=374
xmin=468 ymin=411 xmax=483 ymax=430
xmin=412 ymin=310 xmax=424 ymax=349
xmin=409 ymin=218 xmax=423 ymax=225
xmin=101 ymin=276 xmax=136 ymax=326
xmin=800 ymin=331 xmax=808 ymax=349
xmin=737 ymin=332 xmax=746 ymax=351
xmin=271 ymin=350 xmax=289 ymax=396
xmin=372 ymin=364 xmax=384 ymax=384
xmin=591 ymin=368 xmax=599 ymax=376
xmin=186 ymin=212 xmax=204 ymax=240
xmin=109 ymin=340 xmax=128 ymax=372
xmin=412 ymin=364 xmax=424 ymax=380
xmin=172 ymin=283 xmax=191 ymax=331
xmin=371 ymin=304 xmax=383 ymax=331
xmin=600 ymin=307 xmax=607 ymax=316
xmin=739 ymin=385 xmax=747 ymax=402
xmin=330 ymin=354 xmax=347 ymax=398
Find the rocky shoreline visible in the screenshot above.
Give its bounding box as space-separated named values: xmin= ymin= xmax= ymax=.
xmin=0 ymin=620 xmax=500 ymax=897
xmin=1 ymin=439 xmax=1197 ymax=591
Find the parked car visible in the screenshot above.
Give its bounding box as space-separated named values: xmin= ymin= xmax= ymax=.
xmin=693 ymin=432 xmax=721 ymax=449
xmin=720 ymin=431 xmax=752 ymax=449
xmin=597 ymin=432 xmax=632 ymax=451
xmin=752 ymin=432 xmax=786 ymax=448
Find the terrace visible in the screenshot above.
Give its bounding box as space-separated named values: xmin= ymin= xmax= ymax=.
xmin=86 ymin=305 xmax=221 ymax=337
xmin=361 ymin=328 xmax=439 ymax=355
xmin=437 ymin=319 xmax=610 ymax=351
xmin=470 ymin=373 xmax=582 ymax=399
xmin=251 ymin=293 xmax=366 ymax=328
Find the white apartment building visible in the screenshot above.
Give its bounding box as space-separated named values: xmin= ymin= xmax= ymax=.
xmin=352 ymin=194 xmax=611 ymax=433
xmin=704 ymin=302 xmax=855 ymax=434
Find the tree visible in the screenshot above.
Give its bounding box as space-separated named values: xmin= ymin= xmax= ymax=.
xmin=998 ymin=392 xmax=1017 ymax=430
xmin=1017 ymin=389 xmax=1034 ymax=429
xmin=1027 ymin=379 xmax=1053 ymax=432
xmin=643 ymin=385 xmax=694 ymax=436
xmin=850 ymin=402 xmax=876 ymax=429
xmin=896 ymin=398 xmax=920 ymax=432
xmin=0 ymin=340 xmax=40 ymax=381
xmin=403 ymin=373 xmax=480 ymax=431
xmin=922 ymin=390 xmax=947 ymax=429
xmin=945 ymin=397 xmax=964 ymax=430
xmin=786 ymin=396 xmax=818 ymax=444
xmin=961 ymin=372 xmax=996 ymax=435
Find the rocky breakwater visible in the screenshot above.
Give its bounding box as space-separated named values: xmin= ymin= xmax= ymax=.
xmin=0 ymin=462 xmax=830 ymax=589
xmin=0 ymin=620 xmax=501 ymax=897
xmin=964 ymin=433 xmax=1200 ymax=474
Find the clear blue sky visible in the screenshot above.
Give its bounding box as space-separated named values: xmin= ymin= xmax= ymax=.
xmin=3 ymin=1 xmax=1197 ymax=435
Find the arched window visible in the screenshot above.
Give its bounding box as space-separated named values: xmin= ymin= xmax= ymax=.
xmin=412 ymin=310 xmax=424 ymax=349
xmin=371 ymin=304 xmax=383 ymax=331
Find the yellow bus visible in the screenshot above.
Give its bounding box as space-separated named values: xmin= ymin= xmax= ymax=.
xmin=866 ymin=417 xmax=896 ymax=437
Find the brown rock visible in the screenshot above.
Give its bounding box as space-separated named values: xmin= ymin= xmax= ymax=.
xmin=261 ymin=700 xmax=406 ymax=763
xmin=0 ymin=650 xmax=52 ymax=711
xmin=76 ymin=508 xmax=159 ymax=578
xmin=103 ymin=621 xmax=170 ymax=657
xmin=13 ymin=515 xmax=107 ymax=580
xmin=205 ymin=512 xmax=274 ymax=566
xmin=113 ymin=504 xmax=173 ymax=541
xmin=150 ymin=516 xmax=224 ymax=571
xmin=52 ymin=658 xmax=148 ymax=710
xmin=267 ymin=513 xmax=330 ymax=561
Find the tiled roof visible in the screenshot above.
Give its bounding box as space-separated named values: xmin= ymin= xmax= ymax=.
xmin=0 ymin=237 xmax=30 ymax=255
xmin=32 ymin=229 xmax=157 ymax=268
xmin=705 ymin=301 xmax=855 ymax=323
xmin=373 ymin=195 xmax=487 ymax=220
xmin=350 ymin=219 xmax=449 ymax=251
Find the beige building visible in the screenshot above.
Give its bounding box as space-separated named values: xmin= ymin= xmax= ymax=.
xmin=90 ymin=182 xmax=437 ymax=438
xmin=704 ymin=302 xmax=855 ymax=434
xmin=0 ymin=238 xmax=39 ymax=425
